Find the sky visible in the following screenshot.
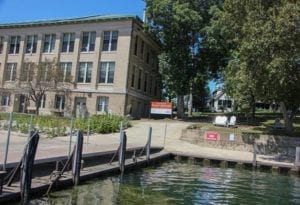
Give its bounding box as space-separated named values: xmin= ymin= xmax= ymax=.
xmin=0 ymin=0 xmax=217 ymax=92
xmin=0 ymin=0 xmax=146 ymax=23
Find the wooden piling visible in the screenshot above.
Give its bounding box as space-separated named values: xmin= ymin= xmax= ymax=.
xmin=118 ymin=131 xmax=127 ymax=173
xmin=20 ymin=132 xmax=39 ymax=204
xmin=146 ymin=126 xmax=152 ymax=163
xmin=72 ymin=131 xmax=84 ymax=186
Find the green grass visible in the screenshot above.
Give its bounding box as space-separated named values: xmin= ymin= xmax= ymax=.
xmin=188 ymin=112 xmax=300 ymax=137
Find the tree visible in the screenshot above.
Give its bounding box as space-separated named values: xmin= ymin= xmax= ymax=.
xmin=145 ymin=0 xmax=220 ymax=118
xmin=204 ymin=0 xmax=300 ymax=131
xmin=20 ymin=58 xmax=72 ymax=116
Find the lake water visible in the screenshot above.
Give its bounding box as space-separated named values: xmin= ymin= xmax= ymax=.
xmin=18 ymin=161 xmax=300 ymax=205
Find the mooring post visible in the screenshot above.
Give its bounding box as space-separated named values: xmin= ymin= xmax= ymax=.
xmin=3 ymin=112 xmax=13 ymax=171
xmin=252 ymin=143 xmax=257 ymax=167
xmin=295 ymin=147 xmax=300 ymax=167
xmin=146 ymin=126 xmax=152 ymax=163
xmin=72 ymin=131 xmax=84 ymax=186
xmin=20 ymin=131 xmax=39 ymax=204
xmin=118 ymin=131 xmax=127 ymax=173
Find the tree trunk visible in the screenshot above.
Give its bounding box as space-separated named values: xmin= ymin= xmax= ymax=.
xmin=188 ymin=87 xmax=193 ymax=117
xmin=177 ymin=95 xmax=185 ymax=119
xmin=250 ymin=94 xmax=256 ymax=123
xmin=35 ymin=103 xmax=39 ymax=116
xmin=280 ymin=102 xmax=294 ymax=132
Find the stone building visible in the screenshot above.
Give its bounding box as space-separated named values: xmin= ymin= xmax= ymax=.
xmin=0 ymin=15 xmax=161 ymax=118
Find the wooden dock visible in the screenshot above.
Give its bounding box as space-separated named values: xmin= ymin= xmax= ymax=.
xmin=0 ymin=149 xmax=171 ymax=204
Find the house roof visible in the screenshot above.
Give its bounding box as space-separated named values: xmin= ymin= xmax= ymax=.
xmin=0 ymin=15 xmax=143 ymax=29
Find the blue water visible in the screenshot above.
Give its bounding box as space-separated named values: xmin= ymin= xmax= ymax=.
xmin=22 ymin=161 xmax=300 ymax=205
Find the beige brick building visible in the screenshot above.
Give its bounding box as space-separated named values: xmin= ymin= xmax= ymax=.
xmin=0 ymin=15 xmax=161 ymax=118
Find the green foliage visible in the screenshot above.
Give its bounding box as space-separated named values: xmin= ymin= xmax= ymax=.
xmin=74 ymin=115 xmax=131 ymax=134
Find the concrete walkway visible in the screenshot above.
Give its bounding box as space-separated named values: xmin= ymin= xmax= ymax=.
xmin=0 ymin=119 xmax=295 ymax=168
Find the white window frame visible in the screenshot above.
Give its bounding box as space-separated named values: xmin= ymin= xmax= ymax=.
xmin=61 ymin=33 xmax=75 ymax=53
xmin=43 ymin=34 xmax=56 ymax=53
xmin=1 ymin=93 xmax=10 ymax=106
xmin=26 ymin=35 xmax=37 ymax=54
xmin=77 ymin=62 xmax=92 ymax=83
xmin=102 ymin=31 xmax=118 ymax=51
xmin=5 ymin=63 xmax=17 ymax=81
xmin=97 ymin=96 xmax=109 ymax=113
xmin=9 ymin=36 xmax=20 ymax=54
xmin=60 ymin=62 xmax=72 ymax=82
xmin=55 ymin=95 xmax=65 ymax=110
xmin=81 ymin=32 xmax=96 ymax=52
xmin=99 ymin=62 xmax=115 ymax=84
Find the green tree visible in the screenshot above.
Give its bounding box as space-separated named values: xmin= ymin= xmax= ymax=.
xmin=204 ymin=0 xmax=300 ymax=131
xmin=145 ymin=0 xmax=219 ymax=118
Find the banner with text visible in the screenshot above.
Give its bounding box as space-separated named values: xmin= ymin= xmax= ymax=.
xmin=150 ymin=102 xmax=172 ymax=115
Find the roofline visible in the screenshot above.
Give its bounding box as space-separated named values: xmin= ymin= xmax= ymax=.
xmin=0 ymin=15 xmax=144 ymax=29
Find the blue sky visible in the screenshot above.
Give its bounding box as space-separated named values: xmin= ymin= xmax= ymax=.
xmin=0 ymin=0 xmax=146 ymax=23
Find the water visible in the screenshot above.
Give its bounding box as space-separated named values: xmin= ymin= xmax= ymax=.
xmin=16 ymin=161 xmax=300 ymax=205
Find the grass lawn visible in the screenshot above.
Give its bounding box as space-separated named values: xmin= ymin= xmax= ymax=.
xmin=188 ymin=112 xmax=300 ymax=137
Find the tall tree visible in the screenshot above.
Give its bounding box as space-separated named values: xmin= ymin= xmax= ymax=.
xmin=204 ymin=0 xmax=300 ymax=131
xmin=145 ymin=0 xmax=219 ymax=118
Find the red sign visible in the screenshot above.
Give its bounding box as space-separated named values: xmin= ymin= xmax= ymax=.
xmin=205 ymin=131 xmax=219 ymax=141
xmin=151 ymin=102 xmax=172 ymax=115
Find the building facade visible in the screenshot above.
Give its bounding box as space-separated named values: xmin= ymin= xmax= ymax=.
xmin=0 ymin=15 xmax=161 ymax=118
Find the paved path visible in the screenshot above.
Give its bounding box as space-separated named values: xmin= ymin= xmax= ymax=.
xmin=0 ymin=119 xmax=295 ymax=168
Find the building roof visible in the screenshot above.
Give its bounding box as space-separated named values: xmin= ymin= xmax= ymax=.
xmin=0 ymin=15 xmax=143 ymax=29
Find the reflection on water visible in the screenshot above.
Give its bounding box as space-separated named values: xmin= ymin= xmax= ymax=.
xmin=17 ymin=161 xmax=300 ymax=205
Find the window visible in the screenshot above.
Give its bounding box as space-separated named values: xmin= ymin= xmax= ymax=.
xmin=149 ymin=76 xmax=153 ymax=95
xmin=60 ymin=62 xmax=72 ymax=82
xmin=77 ymin=62 xmax=92 ymax=83
xmin=61 ymin=33 xmax=75 ymax=53
xmin=99 ymin=62 xmax=115 ymax=84
xmin=102 ymin=31 xmax=118 ymax=51
xmin=81 ymin=32 xmax=96 ymax=52
xmin=144 ymin=73 xmax=148 ymax=92
xmin=38 ymin=95 xmax=46 ymax=108
xmin=134 ymin=35 xmax=138 ymax=56
xmin=0 ymin=36 xmax=4 ymax=54
xmin=1 ymin=93 xmax=10 ymax=106
xmin=55 ymin=95 xmax=65 ymax=110
xmin=43 ymin=34 xmax=56 ymax=53
xmin=20 ymin=63 xmax=34 ymax=82
xmin=131 ymin=66 xmax=136 ymax=87
xmin=138 ymin=69 xmax=142 ymax=90
xmin=9 ymin=36 xmax=20 ymax=54
xmin=97 ymin=96 xmax=109 ymax=112
xmin=140 ymin=40 xmax=144 ymax=59
xmin=5 ymin=63 xmax=17 ymax=81
xmin=25 ymin=35 xmax=37 ymax=54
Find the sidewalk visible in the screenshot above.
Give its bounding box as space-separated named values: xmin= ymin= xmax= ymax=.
xmin=0 ymin=119 xmax=295 ymax=167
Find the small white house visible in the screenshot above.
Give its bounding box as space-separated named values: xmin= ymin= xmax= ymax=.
xmin=208 ymin=88 xmax=234 ymax=112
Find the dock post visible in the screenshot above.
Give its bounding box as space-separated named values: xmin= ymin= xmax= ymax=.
xmin=20 ymin=131 xmax=39 ymax=204
xmin=252 ymin=143 xmax=257 ymax=167
xmin=72 ymin=131 xmax=84 ymax=186
xmin=3 ymin=112 xmax=13 ymax=171
xmin=295 ymin=147 xmax=300 ymax=167
xmin=118 ymin=131 xmax=127 ymax=173
xmin=146 ymin=126 xmax=152 ymax=163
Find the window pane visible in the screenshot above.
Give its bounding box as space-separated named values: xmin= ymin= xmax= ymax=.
xmin=102 ymin=31 xmax=110 ymax=51
xmin=77 ymin=63 xmax=85 ymax=82
xmin=99 ymin=63 xmax=106 ymax=83
xmin=50 ymin=34 xmax=56 ymax=52
xmin=108 ymin=62 xmax=115 ymax=83
xmin=111 ymin=31 xmax=118 ymax=51
xmin=81 ymin=32 xmax=89 ymax=52
xmin=86 ymin=62 xmax=92 ymax=83
xmin=89 ymin=32 xmax=96 ymax=51
xmin=0 ymin=36 xmax=3 ymax=54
